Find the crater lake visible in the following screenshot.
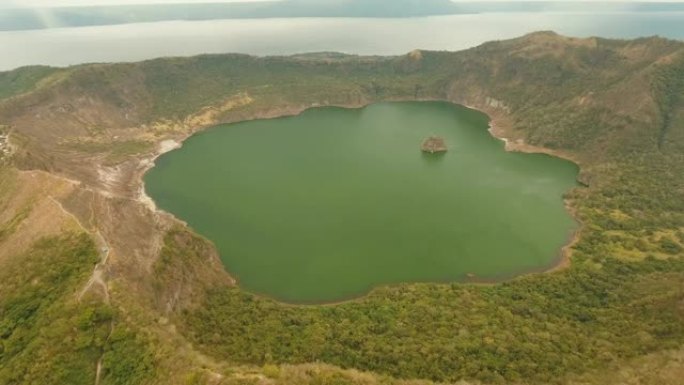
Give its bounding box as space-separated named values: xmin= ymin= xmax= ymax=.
xmin=144 ymin=102 xmax=579 ymax=303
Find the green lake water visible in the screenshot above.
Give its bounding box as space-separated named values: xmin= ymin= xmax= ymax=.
xmin=144 ymin=102 xmax=579 ymax=303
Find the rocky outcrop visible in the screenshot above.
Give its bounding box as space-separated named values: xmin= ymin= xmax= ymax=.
xmin=421 ymin=136 xmax=448 ymax=153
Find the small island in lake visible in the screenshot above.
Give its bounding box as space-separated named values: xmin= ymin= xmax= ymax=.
xmin=421 ymin=136 xmax=447 ymax=153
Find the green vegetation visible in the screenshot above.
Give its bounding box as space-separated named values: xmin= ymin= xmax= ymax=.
xmin=0 ymin=167 xmax=17 ymax=202
xmin=652 ymin=54 xmax=684 ymax=150
xmin=0 ymin=33 xmax=683 ymax=384
xmin=0 ymin=234 xmax=102 ymax=384
xmin=101 ymin=327 xmax=155 ymax=385
xmin=152 ymin=226 xmax=229 ymax=310
xmin=183 ymin=258 xmax=684 ymax=384
xmin=0 ymin=234 xmax=155 ymax=385
xmin=0 ymin=207 xmax=30 ymax=243
xmin=0 ymin=66 xmax=60 ymax=101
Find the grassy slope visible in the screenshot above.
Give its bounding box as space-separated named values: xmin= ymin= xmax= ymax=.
xmin=0 ymin=232 xmax=155 ymax=385
xmin=0 ymin=164 xmax=155 ymax=385
xmin=0 ymin=32 xmax=683 ymax=384
xmin=0 ymin=66 xmax=62 ymax=101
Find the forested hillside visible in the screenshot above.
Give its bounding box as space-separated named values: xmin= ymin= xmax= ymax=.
xmin=0 ymin=32 xmax=682 ymax=385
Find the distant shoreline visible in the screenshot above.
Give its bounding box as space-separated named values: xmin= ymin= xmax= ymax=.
xmin=3 ymin=13 xmax=684 ymax=71
xmin=4 ymin=1 xmax=684 ymax=32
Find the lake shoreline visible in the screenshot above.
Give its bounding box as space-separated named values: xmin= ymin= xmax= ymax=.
xmin=484 ymin=117 xmax=582 ymax=273
xmin=138 ymin=98 xmax=584 ymax=306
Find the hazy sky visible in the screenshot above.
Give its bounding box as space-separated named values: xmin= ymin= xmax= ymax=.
xmin=3 ymin=0 xmax=684 ymax=8
xmin=1 ymin=0 xmax=274 ymax=7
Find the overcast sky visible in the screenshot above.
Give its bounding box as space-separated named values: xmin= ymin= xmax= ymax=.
xmin=3 ymin=0 xmax=684 ymax=8
xmin=1 ymin=0 xmax=273 ymax=7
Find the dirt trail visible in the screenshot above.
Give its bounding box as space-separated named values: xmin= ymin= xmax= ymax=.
xmin=47 ymin=194 xmax=111 ymax=303
xmin=48 ymin=194 xmax=113 ymax=385
xmin=95 ymin=361 xmax=103 ymax=385
xmin=78 ymin=230 xmax=111 ymax=303
xmin=94 ymin=318 xmax=114 ymax=385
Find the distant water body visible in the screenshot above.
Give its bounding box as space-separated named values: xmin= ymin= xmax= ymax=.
xmin=1 ymin=12 xmax=683 ymax=71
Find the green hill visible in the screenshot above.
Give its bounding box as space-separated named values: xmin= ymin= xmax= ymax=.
xmin=0 ymin=32 xmax=682 ymax=385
